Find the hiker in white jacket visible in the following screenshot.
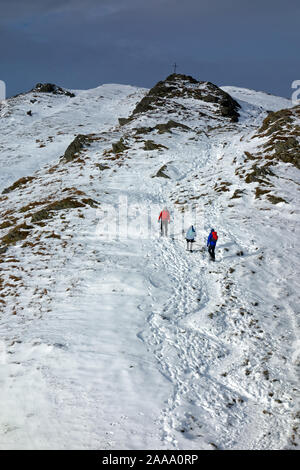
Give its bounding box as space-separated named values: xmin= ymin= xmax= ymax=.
xmin=186 ymin=225 xmax=196 ymax=252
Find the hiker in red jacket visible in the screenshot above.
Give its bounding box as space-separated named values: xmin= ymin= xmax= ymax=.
xmin=158 ymin=207 xmax=170 ymax=236
xmin=207 ymin=228 xmax=218 ymax=260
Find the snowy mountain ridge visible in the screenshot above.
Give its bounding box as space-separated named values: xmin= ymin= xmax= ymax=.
xmin=0 ymin=75 xmax=299 ymax=450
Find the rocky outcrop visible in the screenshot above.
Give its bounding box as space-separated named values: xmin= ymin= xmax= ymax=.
xmin=130 ymin=74 xmax=240 ymax=122
xmin=62 ymin=135 xmax=92 ymax=162
xmin=152 ymin=165 xmax=170 ymax=178
xmin=143 ymin=140 xmax=168 ymax=151
xmin=155 ymin=120 xmax=191 ymax=133
xmin=244 ymin=164 xmax=275 ymax=184
xmin=133 ymin=120 xmax=190 ymax=136
xmin=33 ymin=83 xmax=75 ymax=98
xmin=253 ymin=106 xmax=300 ymax=169
xmin=112 ymin=138 xmax=129 ymax=154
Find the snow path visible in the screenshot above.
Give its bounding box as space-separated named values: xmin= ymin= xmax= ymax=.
xmin=141 ymin=231 xmax=293 ymax=449
xmin=138 ymin=131 xmax=299 ymax=449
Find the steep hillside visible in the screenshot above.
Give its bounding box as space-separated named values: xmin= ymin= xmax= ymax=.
xmin=221 ymin=86 xmax=294 ymax=112
xmin=0 ymin=75 xmax=299 ymax=450
xmin=0 ymin=83 xmax=147 ymax=192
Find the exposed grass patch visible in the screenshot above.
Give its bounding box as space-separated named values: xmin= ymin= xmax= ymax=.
xmin=257 ymin=109 xmax=293 ymax=136
xmin=1 ymin=223 xmax=33 ymax=246
xmin=45 ymin=232 xmax=61 ymax=239
xmin=267 ymin=194 xmax=287 ymax=204
xmin=2 ymin=176 xmax=35 ymax=195
xmin=61 ymin=187 xmax=87 ymax=197
xmin=250 ymin=106 xmax=300 ymax=169
xmin=30 ymin=197 xmax=98 ymax=224
xmin=214 ymin=181 xmax=232 ymax=193
xmin=244 ymin=151 xmax=256 ymax=161
xmin=255 ymin=187 xmax=271 ymax=199
xmin=0 ymin=219 xmax=16 ymax=230
xmin=245 ymin=164 xmax=275 ymax=184
xmin=19 ymin=200 xmax=48 ymax=213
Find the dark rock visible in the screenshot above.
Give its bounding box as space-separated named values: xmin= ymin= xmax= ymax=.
xmin=62 ymin=135 xmax=91 ymax=162
xmin=134 ymin=126 xmax=153 ymax=135
xmin=132 ymin=96 xmax=158 ymax=115
xmin=118 ymin=117 xmax=132 ymax=126
xmin=143 ymin=140 xmax=168 ymax=151
xmin=33 ymin=83 xmax=75 ymax=98
xmin=155 ymin=120 xmax=191 ymax=133
xmin=152 ymin=165 xmax=170 ymax=178
xmin=134 ymin=120 xmax=190 ymax=136
xmin=96 ymin=163 xmax=110 ymax=171
xmin=231 ymin=189 xmax=245 ymax=199
xmin=166 ymin=73 xmax=198 ymax=85
xmin=112 ymin=138 xmax=129 ymax=154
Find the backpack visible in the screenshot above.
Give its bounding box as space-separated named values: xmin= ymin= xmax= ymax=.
xmin=212 ymin=231 xmax=218 ymax=241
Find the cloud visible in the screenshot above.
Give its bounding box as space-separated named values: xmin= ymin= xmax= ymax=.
xmin=0 ymin=0 xmax=299 ymax=97
xmin=0 ymin=0 xmax=139 ymax=23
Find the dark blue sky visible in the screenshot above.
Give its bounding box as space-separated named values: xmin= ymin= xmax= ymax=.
xmin=0 ymin=0 xmax=299 ymax=98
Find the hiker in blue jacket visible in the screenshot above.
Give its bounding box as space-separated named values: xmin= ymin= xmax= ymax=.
xmin=207 ymin=228 xmax=218 ymax=260
xmin=186 ymin=225 xmax=196 ymax=252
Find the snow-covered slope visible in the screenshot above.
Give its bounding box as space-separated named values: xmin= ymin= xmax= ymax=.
xmin=0 ymin=83 xmax=147 ymax=193
xmin=221 ymin=86 xmax=294 ymax=112
xmin=0 ymin=76 xmax=299 ymax=450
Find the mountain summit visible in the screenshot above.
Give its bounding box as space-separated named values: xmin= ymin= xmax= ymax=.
xmin=119 ymin=73 xmax=240 ymax=127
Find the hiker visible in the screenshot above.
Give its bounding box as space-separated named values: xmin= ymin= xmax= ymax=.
xmin=207 ymin=228 xmax=218 ymax=260
xmin=186 ymin=225 xmax=196 ymax=252
xmin=158 ymin=207 xmax=170 ymax=236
